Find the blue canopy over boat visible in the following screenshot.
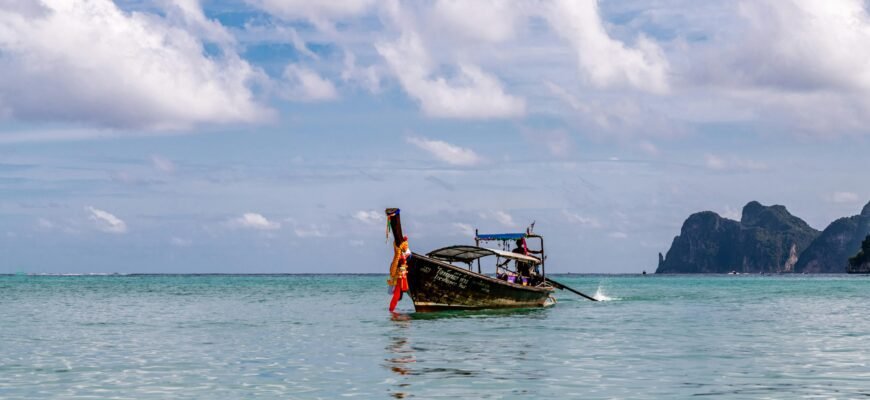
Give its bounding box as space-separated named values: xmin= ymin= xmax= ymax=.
xmin=476 ymin=233 xmax=526 ymax=241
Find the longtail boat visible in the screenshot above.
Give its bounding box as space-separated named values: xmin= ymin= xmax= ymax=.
xmin=385 ymin=208 xmax=562 ymax=312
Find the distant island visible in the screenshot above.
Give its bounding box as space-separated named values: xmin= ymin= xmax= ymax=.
xmin=656 ymin=201 xmax=870 ymax=273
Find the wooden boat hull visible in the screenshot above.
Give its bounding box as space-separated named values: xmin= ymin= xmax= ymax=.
xmin=406 ymin=253 xmax=554 ymax=312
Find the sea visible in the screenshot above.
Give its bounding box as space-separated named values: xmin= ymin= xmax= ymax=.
xmin=1 ymin=274 xmax=869 ymax=399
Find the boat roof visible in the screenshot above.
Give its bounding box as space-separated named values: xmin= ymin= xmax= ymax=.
xmin=476 ymin=233 xmax=526 ymax=241
xmin=426 ymin=245 xmax=541 ymax=264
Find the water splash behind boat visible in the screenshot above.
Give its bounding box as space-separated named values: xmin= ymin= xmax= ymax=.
xmin=593 ymin=285 xmax=619 ymax=301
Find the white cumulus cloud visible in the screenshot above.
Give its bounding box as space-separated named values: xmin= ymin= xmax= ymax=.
xmin=170 ymin=237 xmax=192 ymax=247
xmin=341 ymin=51 xmax=382 ymax=93
xmin=480 ymin=210 xmax=517 ymax=228
xmin=282 ymin=64 xmax=339 ymax=102
xmin=352 ymin=210 xmax=382 ymax=224
xmin=453 ymin=222 xmax=475 ymax=237
xmin=36 ymin=217 xmax=55 ymax=230
xmin=725 ymin=0 xmax=870 ymax=93
xmin=562 ymin=210 xmax=601 ymax=228
xmin=294 ymin=225 xmax=327 ymax=238
xmin=721 ymin=205 xmax=741 ymax=221
xmin=704 ymin=154 xmax=768 ymax=172
xmin=376 ymin=30 xmax=525 ymax=119
xmin=546 ymin=0 xmax=669 ymax=93
xmin=407 ymin=137 xmax=481 ymax=166
xmin=0 ymin=0 xmax=270 ymax=130
xmin=230 ymin=213 xmax=281 ymax=230
xmin=430 ymin=0 xmax=518 ymax=43
xmin=244 ymin=0 xmax=374 ymax=29
xmin=691 ymin=0 xmax=870 ymax=134
xmin=829 ymin=191 xmax=860 ymax=204
xmin=608 ymin=231 xmax=628 ymax=239
xmin=492 ymin=211 xmax=516 ymax=228
xmin=86 ymin=206 xmax=127 ymax=234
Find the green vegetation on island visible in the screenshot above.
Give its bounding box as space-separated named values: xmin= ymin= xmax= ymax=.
xmin=796 ymin=202 xmax=870 ymax=273
xmin=847 ymin=235 xmax=870 ymax=274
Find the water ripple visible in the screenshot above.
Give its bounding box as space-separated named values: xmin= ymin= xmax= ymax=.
xmin=1 ymin=274 xmax=869 ymax=398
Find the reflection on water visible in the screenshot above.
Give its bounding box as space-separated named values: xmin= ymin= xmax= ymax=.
xmin=384 ymin=307 xmax=552 ymax=399
xmin=385 ymin=315 xmax=414 ymax=399
xmin=407 ymin=306 xmax=550 ymax=320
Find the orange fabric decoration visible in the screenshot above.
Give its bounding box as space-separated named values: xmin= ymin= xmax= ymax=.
xmin=388 ymin=240 xmax=410 ymax=286
xmin=388 ymin=239 xmax=411 ymax=312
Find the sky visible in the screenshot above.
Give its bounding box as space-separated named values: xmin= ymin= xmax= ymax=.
xmin=1 ymin=0 xmax=869 ymax=274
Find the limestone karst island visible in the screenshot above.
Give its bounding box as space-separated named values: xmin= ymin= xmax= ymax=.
xmin=657 ymin=201 xmax=870 ymax=274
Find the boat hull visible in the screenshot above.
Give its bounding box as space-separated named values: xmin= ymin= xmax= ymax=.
xmin=406 ymin=253 xmax=554 ymax=312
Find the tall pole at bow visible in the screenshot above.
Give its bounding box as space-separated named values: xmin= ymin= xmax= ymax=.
xmin=385 ymin=208 xmax=404 ymax=246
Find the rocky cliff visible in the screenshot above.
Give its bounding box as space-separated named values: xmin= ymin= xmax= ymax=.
xmin=656 ymin=201 xmax=819 ymax=273
xmin=846 ymin=235 xmax=870 ymax=274
xmin=796 ymin=202 xmax=870 ymax=273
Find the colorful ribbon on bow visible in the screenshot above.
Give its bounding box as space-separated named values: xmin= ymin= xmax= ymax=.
xmin=388 ymin=236 xmax=411 ymax=312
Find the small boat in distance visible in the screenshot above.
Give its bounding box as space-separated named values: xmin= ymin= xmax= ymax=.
xmin=385 ymin=208 xmax=596 ymax=312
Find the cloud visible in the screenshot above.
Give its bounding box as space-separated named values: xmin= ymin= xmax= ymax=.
xmin=430 ymin=0 xmax=518 ymax=43
xmin=376 ymin=30 xmax=525 ymax=118
xmin=341 ymin=51 xmax=382 ymax=93
xmin=521 ymin=127 xmax=573 ymax=157
xmin=608 ymin=231 xmax=628 ymax=239
xmin=690 ymin=0 xmax=870 ymax=134
xmin=545 ymin=81 xmax=588 ymax=112
xmin=720 ymin=205 xmax=741 ymax=221
xmin=36 ymin=217 xmax=54 ymax=230
xmin=720 ymin=1 xmax=870 ymax=93
xmin=453 ymin=222 xmax=475 ymax=237
xmin=562 ymin=210 xmax=601 ymax=228
xmin=294 ymin=225 xmax=327 ymax=238
xmin=86 ymin=206 xmax=127 ymax=234
xmin=282 ymin=217 xmax=329 ymax=237
xmin=0 ymin=128 xmax=138 ymax=145
xmin=151 ymin=155 xmax=175 ymax=173
xmin=237 ymin=22 xmax=319 ymax=60
xmin=704 ymin=154 xmax=768 ymax=172
xmin=165 ymin=0 xmax=237 ymax=45
xmin=480 ymin=210 xmax=517 ymax=228
xmin=352 ymin=210 xmax=382 ymax=224
xmin=544 ymin=81 xmax=681 ymax=138
xmin=170 ymin=237 xmax=192 ymax=247
xmin=638 ymin=141 xmax=659 ymax=157
xmin=244 ymin=0 xmax=374 ymax=29
xmin=705 ymin=154 xmax=727 ymax=170
xmin=546 ymin=0 xmax=669 ymax=93
xmin=0 ymin=0 xmax=271 ymax=130
xmin=282 ymin=64 xmax=339 ymax=102
xmin=829 ymin=191 xmax=860 ymax=204
xmin=407 ymin=137 xmax=481 ymax=166
xmin=230 ymin=213 xmax=281 ymax=230
xmin=492 ymin=211 xmax=516 ymax=227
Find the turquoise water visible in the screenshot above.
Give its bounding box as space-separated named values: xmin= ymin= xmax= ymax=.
xmin=1 ymin=274 xmax=869 ymax=399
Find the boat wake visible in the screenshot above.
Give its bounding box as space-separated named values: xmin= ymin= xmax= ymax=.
xmin=593 ymin=285 xmax=619 ymax=301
